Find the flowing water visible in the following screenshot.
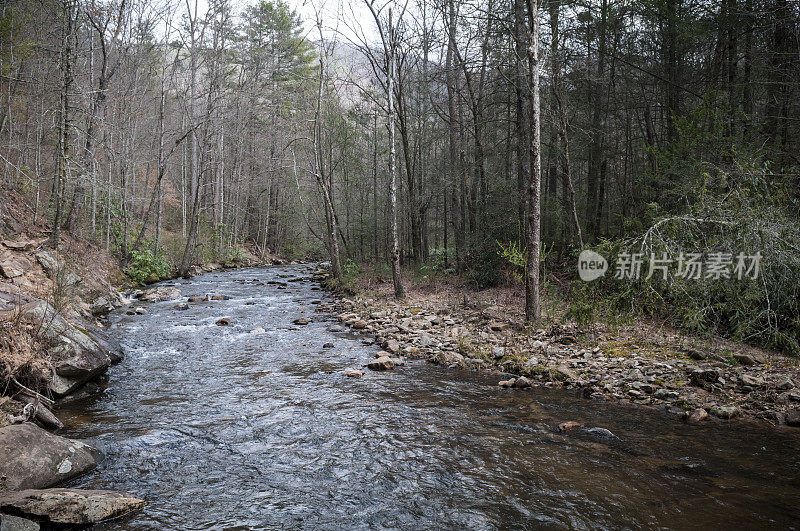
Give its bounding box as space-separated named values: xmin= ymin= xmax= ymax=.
xmin=57 ymin=265 xmax=800 ymax=530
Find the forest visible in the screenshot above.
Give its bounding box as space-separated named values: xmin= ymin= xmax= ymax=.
xmin=0 ymin=0 xmax=798 ymax=352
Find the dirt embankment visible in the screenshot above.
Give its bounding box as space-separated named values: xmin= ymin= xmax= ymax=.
xmin=326 ymin=275 xmax=800 ymax=428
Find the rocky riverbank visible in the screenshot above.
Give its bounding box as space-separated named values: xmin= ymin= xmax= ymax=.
xmin=319 ymin=280 xmax=800 ymax=428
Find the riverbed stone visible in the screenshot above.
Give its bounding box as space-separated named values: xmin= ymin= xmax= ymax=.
xmin=0 ymin=489 xmax=144 ymax=525
xmin=513 ymin=376 xmax=532 ymax=388
xmin=0 ymin=423 xmax=102 ymax=491
xmin=188 ymin=295 xmax=207 ymax=303
xmin=216 ymin=318 xmax=230 ymax=326
xmin=140 ymin=286 xmax=181 ymax=302
xmin=498 ymin=378 xmax=516 ymax=388
xmin=367 ymin=356 xmax=394 ymax=371
xmin=210 ymin=294 xmax=230 ymax=301
xmin=293 ymin=318 xmax=310 ymax=325
xmin=344 ymin=368 xmax=364 ymax=378
xmin=689 ymin=368 xmax=719 ymax=387
xmin=710 ymin=405 xmax=740 ymax=419
xmin=688 ymin=408 xmax=709 ymax=423
xmin=558 ymin=421 xmax=583 ymax=432
xmin=383 ymin=339 xmax=400 ymax=355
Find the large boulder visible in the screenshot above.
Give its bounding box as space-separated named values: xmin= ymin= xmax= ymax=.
xmin=0 ymin=489 xmax=144 ymax=525
xmin=0 ymin=251 xmax=32 ymax=280
xmin=21 ymin=300 xmax=122 ymax=396
xmin=139 ymin=286 xmax=181 ymax=302
xmin=34 ymin=251 xmax=80 ymax=287
xmin=0 ymin=424 xmax=101 ymax=491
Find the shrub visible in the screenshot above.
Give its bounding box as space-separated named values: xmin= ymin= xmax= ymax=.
xmin=124 ymin=248 xmax=173 ymax=285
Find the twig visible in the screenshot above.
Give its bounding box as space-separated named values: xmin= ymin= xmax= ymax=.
xmin=9 ymin=377 xmax=54 ymax=408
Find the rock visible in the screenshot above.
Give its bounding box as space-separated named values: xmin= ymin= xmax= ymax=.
xmin=215 ymin=318 xmax=230 ymax=326
xmin=739 ymin=374 xmax=765 ymax=388
xmin=34 ymin=251 xmax=80 ymax=286
xmin=390 ymin=357 xmax=405 ymax=367
xmin=733 ymin=353 xmax=759 ymax=366
xmin=786 ymin=410 xmax=800 ymax=427
xmin=630 ymin=381 xmax=655 ymax=394
xmin=293 ymin=318 xmax=310 ymax=325
xmin=0 ymin=253 xmax=31 ymax=279
xmin=418 ymin=334 xmax=437 ymax=348
xmin=585 ymin=427 xmax=619 ymax=442
xmin=488 ymin=322 xmax=509 ymax=332
xmin=653 ymin=388 xmax=679 ymax=400
xmin=685 ymin=348 xmax=707 ymax=360
xmin=558 ymin=421 xmax=583 ymax=432
xmin=688 ymin=408 xmax=708 ymax=423
xmin=139 ymin=286 xmax=181 ymax=302
xmin=21 ymin=300 xmax=121 ymax=396
xmin=134 ymin=307 xmax=147 ymax=315
xmin=322 ymin=343 xmax=334 ymax=349
xmin=0 ymin=514 xmax=40 ymax=531
xmin=344 ymin=368 xmax=364 ymax=378
xmin=775 ymin=377 xmax=795 ymax=391
xmin=174 ymin=302 xmax=190 ymax=311
xmin=689 ymin=368 xmax=720 ymax=387
xmin=383 ymin=339 xmax=400 ymax=355
xmin=2 ymin=239 xmax=38 ymax=252
xmin=89 ymin=297 xmax=115 ymax=316
xmin=210 ymin=294 xmax=230 ymax=301
xmin=710 ymin=405 xmax=740 ymax=419
xmin=0 ymin=283 xmax=30 ymax=313
xmin=0 ymin=424 xmax=102 ymax=490
xmin=188 ymin=295 xmax=207 ymax=303
xmin=552 ymin=364 xmax=578 ymax=382
xmin=513 ymin=376 xmax=532 ymax=388
xmin=249 ymin=328 xmax=265 ymax=334
xmin=367 ymin=356 xmax=394 ymax=371
xmin=0 ymin=489 xmax=145 ymax=525
xmin=352 ymin=320 xmax=368 ymax=330
xmin=498 ymin=378 xmax=516 ymax=388
xmin=491 ymin=347 xmax=505 ymax=360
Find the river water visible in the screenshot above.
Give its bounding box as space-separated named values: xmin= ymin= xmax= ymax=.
xmin=57 ymin=265 xmax=800 ymax=529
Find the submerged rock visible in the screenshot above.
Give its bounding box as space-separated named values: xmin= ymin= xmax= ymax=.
xmin=188 ymin=295 xmax=207 ymax=303
xmin=293 ymin=318 xmax=310 ymax=325
xmin=0 ymin=489 xmax=144 ymax=525
xmin=558 ymin=421 xmax=583 ymax=432
xmin=344 ymin=368 xmax=364 ymax=378
xmin=216 ymin=318 xmax=231 ymax=326
xmin=210 ymin=294 xmax=230 ymax=301
xmin=0 ymin=423 xmax=101 ymax=490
